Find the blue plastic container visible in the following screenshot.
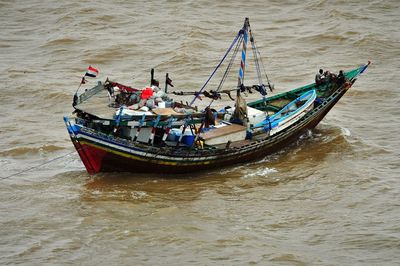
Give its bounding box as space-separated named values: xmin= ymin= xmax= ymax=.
xmin=182 ymin=135 xmax=195 ymax=146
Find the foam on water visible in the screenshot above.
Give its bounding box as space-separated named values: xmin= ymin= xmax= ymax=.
xmin=242 ymin=167 xmax=279 ymax=179
xmin=340 ymin=126 xmax=351 ymax=137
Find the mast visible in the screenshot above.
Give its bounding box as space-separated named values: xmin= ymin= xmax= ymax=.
xmin=231 ymin=18 xmax=250 ymax=125
xmin=237 ymin=17 xmax=250 ymax=97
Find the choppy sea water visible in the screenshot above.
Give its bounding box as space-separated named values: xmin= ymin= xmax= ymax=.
xmin=1 ymin=0 xmax=399 ymax=265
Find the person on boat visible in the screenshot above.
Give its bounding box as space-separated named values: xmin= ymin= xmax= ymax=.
xmin=315 ymin=69 xmax=325 ymax=85
xmin=325 ymin=70 xmax=337 ymax=81
xmin=337 ymin=70 xmax=346 ymax=87
xmin=204 ymin=106 xmax=216 ymax=127
xmin=104 ymin=82 xmax=115 ymax=99
xmin=324 ymin=70 xmax=331 ymax=82
xmin=152 ymin=79 xmax=160 ymax=89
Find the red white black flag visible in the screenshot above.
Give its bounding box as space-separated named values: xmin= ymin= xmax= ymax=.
xmin=85 ymin=66 xmax=99 ymax=78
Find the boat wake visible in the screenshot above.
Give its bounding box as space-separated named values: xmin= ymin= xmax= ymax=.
xmin=242 ymin=167 xmax=278 ymax=179
xmin=340 ymin=126 xmax=351 ymax=137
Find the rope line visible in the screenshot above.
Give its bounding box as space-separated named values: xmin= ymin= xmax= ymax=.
xmin=0 ymin=151 xmax=76 ymax=181
xmin=189 ymin=29 xmax=242 ymax=106
xmin=208 ymin=34 xmax=243 ymax=107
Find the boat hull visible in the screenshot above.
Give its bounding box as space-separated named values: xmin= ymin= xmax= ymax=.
xmin=66 ymin=84 xmax=351 ymax=174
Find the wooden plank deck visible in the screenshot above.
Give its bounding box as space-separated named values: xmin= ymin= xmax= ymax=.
xmin=201 ymin=124 xmax=246 ymax=140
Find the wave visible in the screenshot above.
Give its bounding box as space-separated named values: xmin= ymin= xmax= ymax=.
xmin=340 ymin=126 xmax=351 ymax=137
xmin=299 ymin=33 xmax=348 ymax=44
xmin=186 ymin=28 xmax=214 ymax=40
xmin=0 ymin=145 xmax=65 ymax=157
xmin=352 ymin=34 xmax=400 ymax=53
xmin=42 ymin=37 xmax=80 ymax=48
xmin=0 ymin=42 xmax=12 ymax=48
xmin=242 ymin=167 xmax=278 ymax=179
xmin=43 ymin=91 xmax=71 ymax=100
xmin=82 ymin=44 xmax=139 ymax=65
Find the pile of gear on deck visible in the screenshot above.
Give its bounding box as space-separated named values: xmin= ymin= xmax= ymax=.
xmin=104 ymin=79 xmax=196 ymax=117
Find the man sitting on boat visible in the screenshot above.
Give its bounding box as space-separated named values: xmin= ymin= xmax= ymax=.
xmin=325 ymin=70 xmax=337 ymax=83
xmin=315 ymin=69 xmax=325 ymax=85
xmin=337 ymin=70 xmax=346 ymax=87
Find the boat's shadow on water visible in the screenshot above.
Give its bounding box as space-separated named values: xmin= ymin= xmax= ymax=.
xmin=75 ymin=125 xmax=353 ymax=202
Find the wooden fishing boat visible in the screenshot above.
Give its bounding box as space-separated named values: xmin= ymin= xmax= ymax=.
xmin=64 ymin=18 xmax=370 ymax=174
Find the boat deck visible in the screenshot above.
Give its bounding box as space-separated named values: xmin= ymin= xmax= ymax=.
xmin=75 ymin=83 xmax=203 ymax=120
xmin=201 ymin=124 xmax=246 ymax=141
xmin=75 ymin=85 xmax=116 ymax=119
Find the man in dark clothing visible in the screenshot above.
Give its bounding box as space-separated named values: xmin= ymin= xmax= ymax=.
xmin=315 ymin=69 xmax=325 ymax=85
xmin=337 ymin=70 xmax=346 ymax=87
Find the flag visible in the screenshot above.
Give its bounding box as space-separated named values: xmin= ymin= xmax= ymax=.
xmin=85 ymin=66 xmax=99 ymax=78
xmin=166 ymin=76 xmax=174 ymax=87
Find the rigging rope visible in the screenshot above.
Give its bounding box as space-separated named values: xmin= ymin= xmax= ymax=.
xmin=189 ymin=29 xmax=242 ymax=106
xmin=0 ymin=151 xmax=76 ymax=181
xmin=216 ymin=35 xmax=243 ymax=93
xmin=179 ymin=20 xmax=274 ymax=103
xmin=253 ymin=35 xmax=273 ymax=90
xmin=249 ymin=29 xmax=263 ymax=86
xmin=208 ymin=34 xmax=243 ymax=107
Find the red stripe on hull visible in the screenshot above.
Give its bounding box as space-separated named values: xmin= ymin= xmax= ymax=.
xmin=72 ymin=140 xmax=107 ymax=174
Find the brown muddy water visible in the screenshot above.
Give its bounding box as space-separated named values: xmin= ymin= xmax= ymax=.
xmin=1 ymin=0 xmax=399 ymax=265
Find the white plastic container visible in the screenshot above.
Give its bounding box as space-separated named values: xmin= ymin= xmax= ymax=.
xmin=158 ymin=101 xmax=166 ymax=108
